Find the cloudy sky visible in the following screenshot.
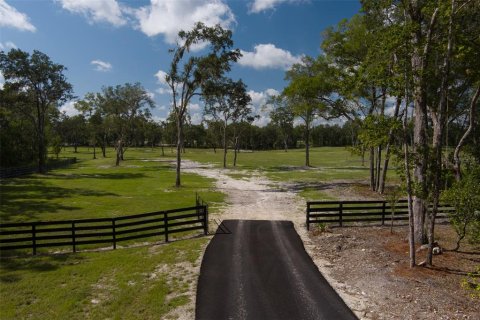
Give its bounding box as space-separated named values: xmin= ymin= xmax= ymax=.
xmin=0 ymin=0 xmax=360 ymax=125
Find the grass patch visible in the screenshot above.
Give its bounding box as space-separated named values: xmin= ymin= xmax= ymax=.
xmin=299 ymin=188 xmax=336 ymax=201
xmin=0 ymin=238 xmax=207 ymax=320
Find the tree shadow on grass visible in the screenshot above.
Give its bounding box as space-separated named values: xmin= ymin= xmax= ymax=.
xmin=42 ymin=172 xmax=148 ymax=180
xmin=0 ymin=178 xmax=118 ymax=222
xmin=282 ymin=181 xmax=362 ymax=193
xmin=0 ymin=253 xmax=84 ymax=283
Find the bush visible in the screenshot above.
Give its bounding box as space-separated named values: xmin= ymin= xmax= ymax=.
xmin=442 ymin=167 xmax=480 ymax=250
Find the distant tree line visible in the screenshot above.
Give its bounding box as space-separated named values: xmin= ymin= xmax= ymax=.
xmin=0 ymin=48 xmax=362 ymax=171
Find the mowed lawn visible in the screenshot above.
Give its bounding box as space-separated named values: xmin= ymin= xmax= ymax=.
xmin=0 ymin=147 xmax=223 ymax=223
xmin=183 ymin=146 xmax=399 ymax=179
xmin=182 ymin=147 xmax=400 ymax=198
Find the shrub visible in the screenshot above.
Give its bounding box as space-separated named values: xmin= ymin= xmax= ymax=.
xmin=442 ymin=167 xmax=480 ymax=250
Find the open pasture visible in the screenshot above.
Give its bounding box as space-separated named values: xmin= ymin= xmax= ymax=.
xmin=1 ymin=146 xmax=398 ymax=319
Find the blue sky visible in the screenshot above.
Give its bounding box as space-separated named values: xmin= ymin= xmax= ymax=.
xmin=0 ymin=0 xmax=361 ymax=125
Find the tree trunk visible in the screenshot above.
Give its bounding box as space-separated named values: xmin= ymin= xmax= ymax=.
xmin=380 ymin=145 xmax=390 ymax=194
xmin=38 ymin=132 xmax=46 ymax=174
xmin=305 ymin=123 xmax=310 ymax=167
xmin=284 ymin=136 xmax=288 ymax=152
xmin=379 ymin=97 xmax=402 ymax=194
xmin=115 ymin=139 xmax=123 ymax=166
xmin=161 ymin=145 xmax=165 ymax=156
xmin=426 ymin=1 xmax=455 ymax=265
xmin=175 ymin=119 xmax=183 ymax=188
xmin=369 ymin=147 xmax=375 ymax=191
xmin=233 ymin=136 xmax=239 ymax=167
xmin=403 ymin=105 xmax=416 ymax=268
xmin=36 ymin=100 xmax=47 ymax=174
xmin=361 ymin=147 xmax=365 ymax=166
xmin=376 ymin=146 xmax=382 ymax=192
xmin=222 ymin=124 xmax=227 ymax=168
xmin=410 ymin=3 xmax=439 ymax=245
xmin=453 ymin=86 xmax=479 ymax=181
xmin=412 ymin=59 xmax=428 ymax=245
xmin=93 ymin=144 xmax=96 ymax=159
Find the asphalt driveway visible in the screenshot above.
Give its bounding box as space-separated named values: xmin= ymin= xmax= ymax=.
xmin=196 ymin=220 xmax=357 ymax=320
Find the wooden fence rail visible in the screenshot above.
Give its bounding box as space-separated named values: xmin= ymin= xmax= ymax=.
xmin=0 ymin=202 xmax=208 ymax=255
xmin=0 ymin=157 xmax=77 ymax=179
xmin=306 ymin=200 xmax=454 ymax=230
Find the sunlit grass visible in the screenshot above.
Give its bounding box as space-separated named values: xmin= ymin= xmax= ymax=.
xmin=0 ymin=238 xmax=207 ymax=320
xmin=1 ymin=147 xmax=223 ymax=223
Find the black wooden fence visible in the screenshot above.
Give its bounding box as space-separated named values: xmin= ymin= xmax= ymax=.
xmin=0 ymin=157 xmax=77 ymax=179
xmin=0 ymin=201 xmax=208 ymax=255
xmin=306 ymin=200 xmax=454 ymax=230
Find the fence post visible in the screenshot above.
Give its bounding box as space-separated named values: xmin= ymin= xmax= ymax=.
xmin=306 ymin=202 xmax=310 ymax=231
xmin=164 ymin=212 xmax=169 ymax=243
xmin=112 ymin=219 xmax=116 ymax=250
xmin=32 ymin=223 xmax=37 ymax=255
xmin=339 ymin=202 xmax=343 ymax=227
xmin=72 ymin=222 xmax=76 ymax=253
xmin=203 ymin=205 xmax=209 ymax=236
xmin=382 ymin=201 xmax=386 ymax=226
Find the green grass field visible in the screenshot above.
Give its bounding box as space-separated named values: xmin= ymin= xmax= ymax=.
xmin=0 ymin=146 xmax=398 ymax=319
xmin=0 ymin=147 xmax=223 ymax=319
xmin=0 ymin=147 xmax=223 ymax=223
xmin=0 ymin=238 xmax=207 ymax=320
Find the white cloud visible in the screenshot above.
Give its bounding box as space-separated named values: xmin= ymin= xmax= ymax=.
xmin=0 ymin=0 xmax=36 ymax=32
xmin=152 ymin=115 xmax=166 ymax=123
xmin=239 ymin=44 xmax=302 ymax=70
xmin=249 ymin=0 xmax=300 ymax=13
xmin=59 ymin=101 xmax=81 ymax=117
xmin=135 ymin=0 xmax=235 ymax=44
xmin=155 ymin=70 xmax=171 ymax=95
xmin=57 ymin=0 xmax=126 ymax=27
xmin=190 ymin=112 xmax=203 ymax=125
xmin=91 ymin=60 xmax=112 ymax=72
xmin=0 ymin=70 xmax=4 ymax=90
xmin=146 ymin=90 xmax=155 ymax=100
xmin=0 ymin=41 xmax=17 ymax=50
xmin=248 ymin=88 xmax=280 ymax=127
xmin=253 ymin=114 xmax=271 ymax=127
xmin=154 ymin=70 xmax=168 ymax=85
xmin=157 ymin=87 xmax=169 ymax=95
xmin=189 ymin=103 xmax=201 ymax=112
xmin=248 ymin=88 xmax=279 ymax=108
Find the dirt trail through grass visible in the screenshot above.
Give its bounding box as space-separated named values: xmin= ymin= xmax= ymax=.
xmin=182 ymin=160 xmax=305 ymax=223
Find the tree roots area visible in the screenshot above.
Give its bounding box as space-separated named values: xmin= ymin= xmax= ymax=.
xmin=308 ymin=224 xmax=479 ymax=319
